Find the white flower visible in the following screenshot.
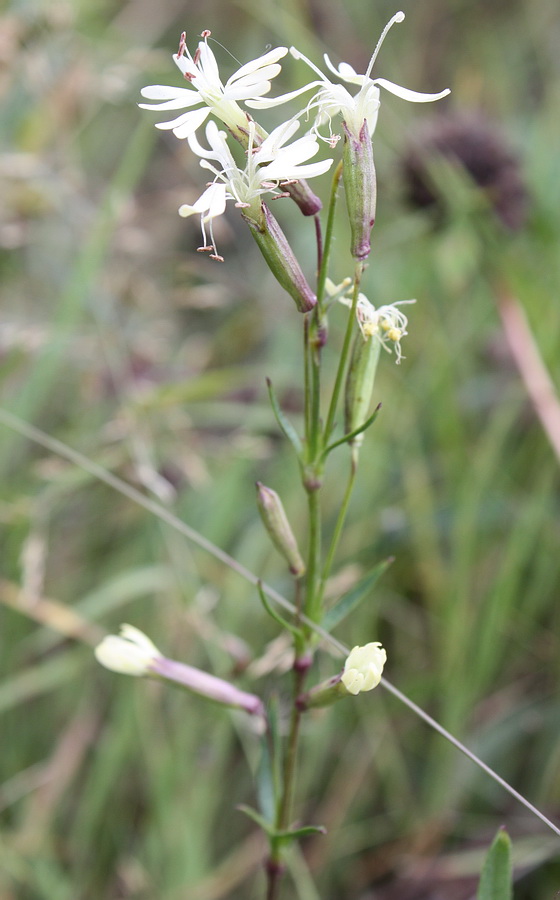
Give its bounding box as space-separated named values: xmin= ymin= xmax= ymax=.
xmin=95 ymin=624 xmax=162 ymax=676
xmin=341 ymin=642 xmax=387 ymax=695
xmin=178 ymin=119 xmax=332 ymax=259
xmin=247 ymin=12 xmax=449 ymax=142
xmin=340 ymin=292 xmax=416 ymax=363
xmin=139 ymin=29 xmax=288 ymax=141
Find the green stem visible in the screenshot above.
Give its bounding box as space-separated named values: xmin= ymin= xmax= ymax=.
xmin=318 ymin=452 xmax=358 ymax=603
xmin=304 ymin=487 xmax=322 ymax=626
xmin=323 ymin=264 xmax=363 ymax=443
xmin=316 ymin=160 xmax=343 ymax=312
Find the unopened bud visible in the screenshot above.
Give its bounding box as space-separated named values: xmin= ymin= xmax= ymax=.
xmin=296 ymin=642 xmax=386 ymax=710
xmin=344 ymin=330 xmax=380 ymax=445
xmin=341 ymin=642 xmax=386 ymax=694
xmin=243 ymin=204 xmax=316 ymax=313
xmin=342 ymin=120 xmax=377 ymax=260
xmin=256 ymin=482 xmax=305 ymax=577
xmin=95 ymin=624 xmax=162 ymax=676
xmin=285 ymin=179 xmax=322 ymax=216
xmin=95 ymin=625 xmax=264 ymax=718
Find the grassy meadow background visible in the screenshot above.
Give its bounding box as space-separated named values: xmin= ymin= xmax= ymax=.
xmin=1 ymin=0 xmax=560 ymax=896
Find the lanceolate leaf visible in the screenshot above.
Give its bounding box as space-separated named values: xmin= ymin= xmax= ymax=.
xmin=322 ymin=557 xmax=394 ymax=632
xmin=266 ymin=377 xmax=303 ymax=456
xmin=477 ymin=828 xmax=513 ymax=900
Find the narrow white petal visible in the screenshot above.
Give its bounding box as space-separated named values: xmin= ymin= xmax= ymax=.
xmin=373 ymin=78 xmax=451 ymax=102
xmin=224 ymin=81 xmax=274 ymax=101
xmin=169 ymin=107 xmax=211 ymax=139
xmin=246 ymin=81 xmax=321 ymax=109
xmin=198 ymin=41 xmax=221 ymax=83
xmin=237 ymin=63 xmax=283 ymax=84
xmin=228 ymin=47 xmax=288 ymax=84
xmin=140 ymin=85 xmax=198 ymax=102
xmin=261 ymin=158 xmax=333 ymax=181
xmin=257 ymin=119 xmax=301 ymax=158
xmin=323 ymin=55 xmax=362 ymax=85
xmin=203 ymin=182 xmax=228 ymax=220
xmin=139 ymin=95 xmax=202 ymax=112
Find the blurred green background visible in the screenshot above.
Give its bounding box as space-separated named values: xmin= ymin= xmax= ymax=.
xmin=1 ymin=0 xmax=560 ymax=896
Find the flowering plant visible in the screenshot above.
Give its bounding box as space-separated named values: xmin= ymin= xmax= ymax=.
xmin=97 ymin=13 xmax=450 ymax=898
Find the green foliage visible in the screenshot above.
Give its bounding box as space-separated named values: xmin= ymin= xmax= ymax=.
xmin=477 ymin=829 xmax=513 ymax=900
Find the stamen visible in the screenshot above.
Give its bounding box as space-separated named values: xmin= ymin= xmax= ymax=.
xmin=193 ymin=47 xmax=201 ymax=66
xmin=177 ymin=31 xmax=187 ymax=57
xmin=209 ymin=254 xmax=225 ymax=262
xmin=197 ymin=246 xmax=214 ymax=253
xmin=200 ymin=29 xmax=212 ymax=39
xmin=183 ymin=71 xmax=196 ymax=82
xmin=271 ymin=192 xmax=291 ymax=200
xmin=365 ymin=11 xmax=405 ymax=79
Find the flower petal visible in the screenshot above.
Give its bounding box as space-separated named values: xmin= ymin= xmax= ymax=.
xmin=323 ymin=54 xmax=362 ymax=85
xmin=246 ymin=81 xmax=322 ymax=109
xmin=373 ymin=78 xmax=451 ymax=102
xmin=140 ymin=84 xmax=200 ymax=103
xmin=228 ymin=47 xmax=288 ymax=84
xmin=261 ymin=158 xmax=333 ymax=181
xmin=159 ymin=106 xmax=210 ymax=139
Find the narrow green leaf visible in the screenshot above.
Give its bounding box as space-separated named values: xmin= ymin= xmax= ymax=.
xmin=322 ymin=403 xmax=382 ymax=458
xmin=477 ymin=828 xmax=513 ymax=900
xmin=276 ymin=824 xmax=327 ymax=845
xmin=322 ymin=558 xmax=394 ymax=632
xmin=236 ymin=804 xmax=275 ymax=835
xmin=256 ymin=733 xmax=276 ymax=823
xmin=257 ymin=581 xmax=302 ymax=638
xmin=266 ymin=378 xmax=303 ymax=456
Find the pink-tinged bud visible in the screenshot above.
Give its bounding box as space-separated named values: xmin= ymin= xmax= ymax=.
xmin=342 ymin=120 xmax=377 ymax=260
xmin=344 ymin=331 xmax=381 ymax=445
xmin=151 ymin=656 xmax=265 ymax=717
xmin=285 ymin=179 xmax=322 ymax=216
xmin=95 ymin=625 xmax=264 ymax=718
xmin=256 ymin=482 xmax=306 ymax=577
xmin=243 ymin=204 xmax=316 ymax=313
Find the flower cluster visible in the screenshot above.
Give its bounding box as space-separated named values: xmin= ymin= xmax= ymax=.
xmin=140 ymin=18 xmax=449 ymax=277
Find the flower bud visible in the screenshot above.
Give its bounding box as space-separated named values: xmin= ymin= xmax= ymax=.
xmin=95 ymin=624 xmax=162 ymax=676
xmin=95 ymin=625 xmax=264 ymax=718
xmin=243 ymin=203 xmax=316 ymax=313
xmin=344 ymin=330 xmax=380 ymax=445
xmin=341 ymin=642 xmax=386 ymax=694
xmin=342 ymin=120 xmax=377 ymax=260
xmin=285 ymin=179 xmax=322 ymax=216
xmin=296 ymin=642 xmax=386 ymax=710
xmin=256 ymin=481 xmax=305 ymax=577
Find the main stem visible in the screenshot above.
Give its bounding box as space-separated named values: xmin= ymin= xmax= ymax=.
xmin=266 ymin=165 xmax=345 ymax=899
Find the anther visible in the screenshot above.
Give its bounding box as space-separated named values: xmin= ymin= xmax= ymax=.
xmin=209 ymin=253 xmax=224 ymax=262
xmin=177 ymin=32 xmax=187 ymax=57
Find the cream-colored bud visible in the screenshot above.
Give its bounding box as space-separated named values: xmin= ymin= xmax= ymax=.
xmin=95 ymin=624 xmax=161 ymax=676
xmin=341 ymin=642 xmax=386 ymax=695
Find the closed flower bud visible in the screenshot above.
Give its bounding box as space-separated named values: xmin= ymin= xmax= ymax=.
xmin=341 ymin=642 xmax=386 ymax=694
xmin=342 ymin=120 xmax=377 ymax=260
xmin=344 ymin=329 xmax=381 ymax=445
xmin=256 ymin=481 xmax=305 ymax=577
xmin=243 ymin=204 xmax=316 ymax=313
xmin=296 ymin=642 xmax=386 ymax=710
xmin=95 ymin=625 xmax=264 ymax=718
xmin=95 ymin=624 xmax=162 ymax=676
